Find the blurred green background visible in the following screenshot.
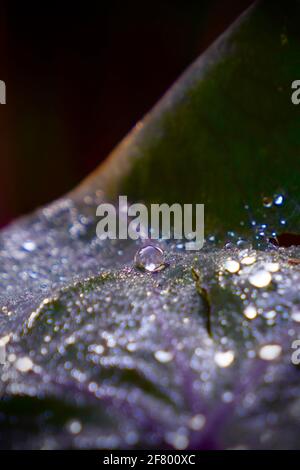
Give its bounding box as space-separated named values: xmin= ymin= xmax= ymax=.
xmin=0 ymin=0 xmax=252 ymax=227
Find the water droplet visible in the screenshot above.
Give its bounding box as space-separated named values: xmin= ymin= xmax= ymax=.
xmin=241 ymin=255 xmax=256 ymax=266
xmin=265 ymin=262 xmax=280 ymax=273
xmin=89 ymin=344 xmax=104 ymax=355
xmin=126 ymin=342 xmax=137 ymax=352
xmin=154 ymin=350 xmax=174 ymax=363
xmin=214 ymin=350 xmax=235 ymax=368
xmin=224 ymin=259 xmax=240 ymax=274
xmin=291 ymin=308 xmax=300 ymax=323
xmin=259 ymin=344 xmax=282 ymax=361
xmin=263 ymin=197 xmax=273 ymax=208
xmin=0 ymin=334 xmax=11 ymax=347
xmin=274 ymin=194 xmax=284 ymax=206
xmin=249 ymin=270 xmax=272 ymax=288
xmin=188 ymin=414 xmax=206 ymax=431
xmin=222 ymin=391 xmax=234 ymax=403
xmin=22 ymin=241 xmax=37 ymax=252
xmin=264 ymin=310 xmax=277 ymax=320
xmin=15 ymin=357 xmax=33 ymax=373
xmin=165 ymin=432 xmax=189 ymax=450
xmin=244 ymin=305 xmax=257 ymax=320
xmin=236 ymin=238 xmax=248 ymax=248
xmin=67 ymin=419 xmax=82 ymax=435
xmin=106 ymin=337 xmax=116 ymax=348
xmin=134 ymin=245 xmax=165 ymax=272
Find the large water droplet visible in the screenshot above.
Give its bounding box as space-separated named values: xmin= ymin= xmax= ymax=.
xmin=249 ymin=270 xmax=272 ymax=288
xmin=134 ymin=245 xmax=166 ymax=272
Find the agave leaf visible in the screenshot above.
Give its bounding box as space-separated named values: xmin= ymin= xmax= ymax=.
xmin=1 ymin=0 xmax=300 ymax=450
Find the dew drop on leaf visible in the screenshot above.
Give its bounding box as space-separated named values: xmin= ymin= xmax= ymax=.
xmin=67 ymin=420 xmax=82 ymax=435
xmin=14 ymin=357 xmax=34 ymax=373
xmin=188 ymin=414 xmax=206 ymax=431
xmin=291 ymin=308 xmax=300 ymax=323
xmin=224 ymin=259 xmax=240 ymax=274
xmin=262 ymin=197 xmax=273 ymax=208
xmin=274 ymin=194 xmax=284 ymax=206
xmin=134 ymin=245 xmax=166 ymax=272
xmin=244 ymin=305 xmax=258 ymax=320
xmin=258 ymin=344 xmax=282 ymax=361
xmin=240 ymin=255 xmax=257 ymax=266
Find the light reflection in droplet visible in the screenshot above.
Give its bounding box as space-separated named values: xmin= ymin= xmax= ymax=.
xmin=67 ymin=419 xmax=82 ymax=435
xmin=259 ymin=344 xmax=282 ymax=361
xmin=214 ymin=350 xmax=235 ymax=368
xmin=274 ymin=194 xmax=284 ymax=206
xmin=241 ymin=256 xmax=256 ymax=266
xmin=15 ymin=357 xmax=34 ymax=373
xmin=224 ymin=259 xmax=240 ymax=274
xmin=249 ymin=270 xmax=272 ymax=288
xmin=263 ymin=197 xmax=273 ymax=208
xmin=265 ymin=262 xmax=280 ymax=273
xmin=134 ymin=245 xmax=166 ymax=273
xmin=154 ymin=350 xmax=174 ymax=363
xmin=244 ymin=305 xmax=257 ymax=320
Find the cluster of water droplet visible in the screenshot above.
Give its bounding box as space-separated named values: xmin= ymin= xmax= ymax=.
xmin=0 ymin=189 xmax=300 ymax=449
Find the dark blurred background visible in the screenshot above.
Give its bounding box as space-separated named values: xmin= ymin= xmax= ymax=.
xmin=0 ymin=0 xmax=253 ymax=227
